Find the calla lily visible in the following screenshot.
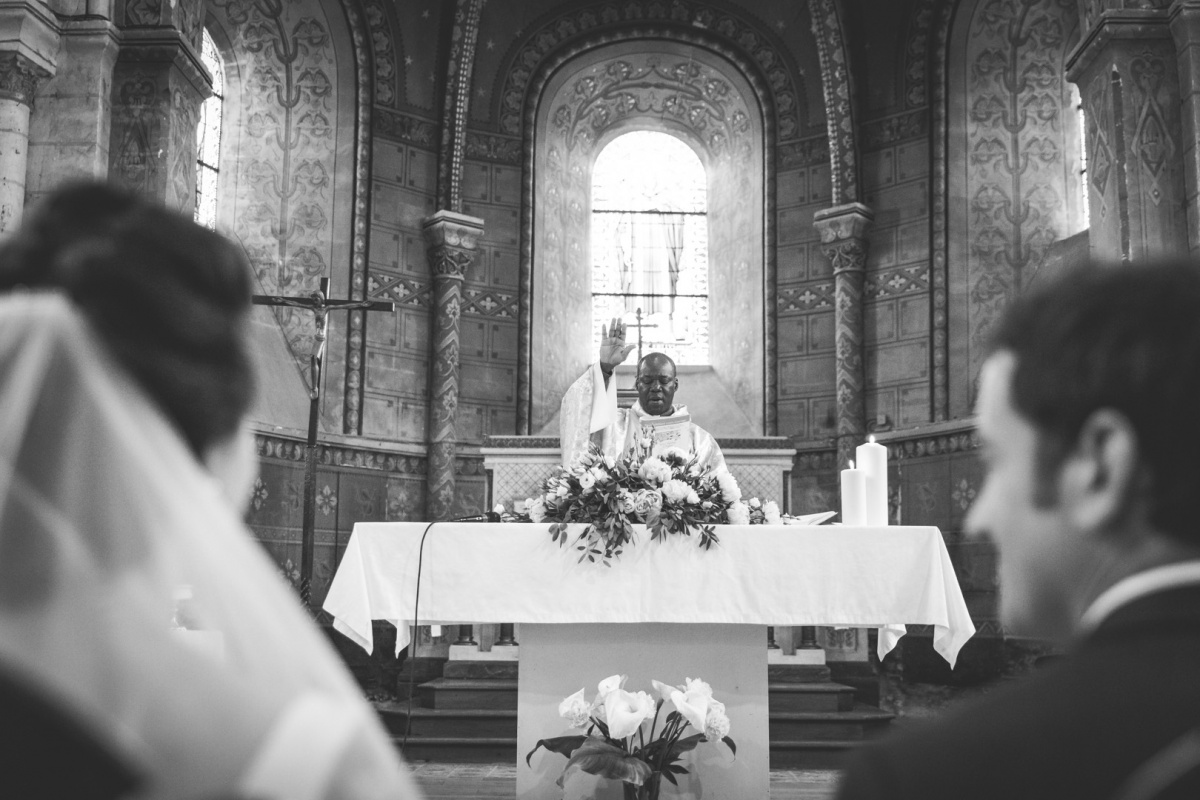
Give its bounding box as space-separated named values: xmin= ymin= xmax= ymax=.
xmin=604 ymin=689 xmax=656 ymax=740
xmin=596 ymin=673 xmax=626 ymax=700
xmin=650 ymin=679 xmax=676 ymax=704
xmin=670 ymin=687 xmax=710 ymax=731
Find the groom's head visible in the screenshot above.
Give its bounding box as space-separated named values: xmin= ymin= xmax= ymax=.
xmin=636 ymin=352 xmax=677 ymax=416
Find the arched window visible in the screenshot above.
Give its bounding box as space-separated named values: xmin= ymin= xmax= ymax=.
xmin=591 ymin=131 xmax=709 ymax=365
xmin=195 ymin=28 xmax=224 ymax=229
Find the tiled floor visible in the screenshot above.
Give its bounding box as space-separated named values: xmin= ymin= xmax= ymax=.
xmin=410 ymin=763 xmax=841 ymax=799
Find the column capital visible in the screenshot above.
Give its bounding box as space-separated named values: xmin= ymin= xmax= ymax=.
xmin=422 ymin=209 xmax=485 ymax=279
xmin=0 ymin=50 xmax=50 ymax=106
xmin=1066 ymin=8 xmax=1172 ymax=81
xmin=812 ymin=202 xmax=874 ymax=244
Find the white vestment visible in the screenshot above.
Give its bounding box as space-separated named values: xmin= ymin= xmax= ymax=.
xmin=559 ymin=361 xmax=726 ymax=471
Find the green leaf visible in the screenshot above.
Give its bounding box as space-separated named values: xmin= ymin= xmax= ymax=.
xmin=524 ymin=734 xmax=587 ymax=766
xmin=669 ymin=733 xmax=705 ymax=757
xmin=556 ymin=739 xmax=654 ymax=789
xmin=722 ymin=735 xmax=737 ymax=756
xmin=662 ymin=768 xmax=679 ymax=786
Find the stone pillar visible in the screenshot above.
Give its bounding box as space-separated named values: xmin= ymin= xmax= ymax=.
xmin=1171 ymin=1 xmax=1200 ymax=255
xmin=108 ymin=0 xmax=210 ymax=213
xmin=1067 ymin=8 xmax=1189 ymax=262
xmin=0 ymin=1 xmax=58 ymax=232
xmin=422 ymin=210 xmax=484 ymax=520
xmin=27 ymin=16 xmax=120 ymax=201
xmin=813 ymin=203 xmax=874 ymax=471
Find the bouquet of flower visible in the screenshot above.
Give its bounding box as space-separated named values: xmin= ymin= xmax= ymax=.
xmin=525 ymin=442 xmax=777 ymax=564
xmin=526 ymin=674 xmax=736 ymax=800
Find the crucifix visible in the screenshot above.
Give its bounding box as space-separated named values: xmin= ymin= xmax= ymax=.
xmin=631 ymin=307 xmax=658 ymax=363
xmin=252 ymin=277 xmax=395 ymax=613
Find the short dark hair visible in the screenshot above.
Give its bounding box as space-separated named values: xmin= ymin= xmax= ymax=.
xmin=990 ymin=260 xmax=1200 ymax=545
xmin=637 ymin=351 xmax=676 ymax=374
xmin=0 ymin=182 xmax=255 ymax=457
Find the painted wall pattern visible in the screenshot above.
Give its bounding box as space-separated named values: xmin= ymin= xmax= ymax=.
xmin=954 ymin=0 xmax=1080 ymax=408
xmin=210 ymin=0 xmax=340 ymax=390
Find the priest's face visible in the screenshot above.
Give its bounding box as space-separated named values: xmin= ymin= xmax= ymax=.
xmin=966 ymin=353 xmax=1085 ymax=642
xmin=636 ymin=356 xmax=677 ymax=416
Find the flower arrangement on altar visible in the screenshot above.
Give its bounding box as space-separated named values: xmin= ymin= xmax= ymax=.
xmin=526 ymin=674 xmax=736 ymax=800
xmin=522 ymin=443 xmax=781 ymax=564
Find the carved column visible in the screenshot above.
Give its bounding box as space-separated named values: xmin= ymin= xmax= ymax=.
xmin=27 ymin=15 xmax=120 ymax=203
xmin=422 ymin=210 xmax=485 ymax=521
xmin=1171 ymin=1 xmax=1200 ymax=255
xmin=0 ymin=1 xmax=58 ymax=232
xmin=109 ymin=0 xmax=209 ymax=212
xmin=1067 ymin=8 xmax=1189 ymax=261
xmin=813 ymin=203 xmax=874 ymax=471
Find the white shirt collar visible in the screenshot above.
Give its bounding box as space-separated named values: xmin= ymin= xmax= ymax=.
xmin=1078 ymin=560 xmax=1200 ymax=635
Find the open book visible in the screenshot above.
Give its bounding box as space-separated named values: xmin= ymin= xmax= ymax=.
xmin=639 ymin=412 xmax=691 ymax=458
xmin=781 ymin=511 xmax=839 ymax=526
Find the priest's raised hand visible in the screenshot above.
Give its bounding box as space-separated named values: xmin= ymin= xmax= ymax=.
xmin=599 ymin=316 xmax=636 ymax=379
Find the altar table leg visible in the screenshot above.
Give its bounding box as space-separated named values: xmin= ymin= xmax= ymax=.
xmin=517 ymin=623 xmax=769 ymax=800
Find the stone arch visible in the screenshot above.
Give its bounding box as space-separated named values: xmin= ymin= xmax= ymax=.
xmin=525 ymin=38 xmax=768 ymax=438
xmin=809 ymin=0 xmax=860 ymax=204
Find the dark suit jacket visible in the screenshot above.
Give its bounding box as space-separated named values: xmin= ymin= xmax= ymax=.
xmin=836 ymin=585 xmax=1200 ymax=800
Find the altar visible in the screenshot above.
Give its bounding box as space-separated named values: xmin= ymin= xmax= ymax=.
xmin=324 ymin=522 xmax=975 ymax=798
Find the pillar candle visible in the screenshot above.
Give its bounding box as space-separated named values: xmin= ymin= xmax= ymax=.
xmin=840 ymin=460 xmax=867 ymax=526
xmin=856 ymin=435 xmax=889 ymax=526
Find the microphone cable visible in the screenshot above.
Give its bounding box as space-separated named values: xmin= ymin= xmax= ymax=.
xmin=400 ymin=520 xmax=438 ymax=752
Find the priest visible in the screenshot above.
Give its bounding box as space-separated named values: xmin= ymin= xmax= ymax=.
xmin=559 ymin=317 xmax=725 ymax=471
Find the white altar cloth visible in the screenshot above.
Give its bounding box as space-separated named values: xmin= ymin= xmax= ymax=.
xmin=323 ymin=523 xmax=976 ymax=667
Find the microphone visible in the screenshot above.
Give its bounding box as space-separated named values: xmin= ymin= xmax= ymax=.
xmin=445 ymin=511 xmax=502 ymax=523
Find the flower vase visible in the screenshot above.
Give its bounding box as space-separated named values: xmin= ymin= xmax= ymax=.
xmin=622 ymin=774 xmax=661 ymax=800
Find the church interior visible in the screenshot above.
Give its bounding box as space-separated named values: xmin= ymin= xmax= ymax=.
xmin=5 ymin=0 xmax=1196 ymax=789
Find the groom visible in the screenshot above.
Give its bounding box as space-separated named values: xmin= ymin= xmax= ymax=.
xmin=558 ymin=317 xmax=725 ymax=471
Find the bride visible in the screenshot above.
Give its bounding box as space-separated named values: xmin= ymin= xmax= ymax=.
xmin=0 ymin=183 xmax=422 ymax=799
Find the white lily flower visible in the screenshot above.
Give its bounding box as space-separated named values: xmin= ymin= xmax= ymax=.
xmin=604 ymin=689 xmax=656 ymax=740
xmin=669 ymin=687 xmax=709 ymax=732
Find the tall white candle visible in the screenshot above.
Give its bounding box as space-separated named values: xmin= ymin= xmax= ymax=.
xmin=856 ymin=435 xmax=889 ymax=526
xmin=840 ymin=460 xmax=867 ymax=526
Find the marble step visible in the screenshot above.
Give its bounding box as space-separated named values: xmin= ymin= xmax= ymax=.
xmin=393 ymin=735 xmax=518 ymax=764
xmin=768 ymin=681 xmax=857 ymax=712
xmin=417 ymin=678 xmax=519 ymax=710
xmin=376 ymin=704 xmax=517 ymax=738
xmin=769 ymin=705 xmax=895 ymax=741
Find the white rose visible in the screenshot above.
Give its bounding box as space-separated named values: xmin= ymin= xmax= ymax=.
xmin=683 ymin=677 xmax=714 ymax=698
xmin=618 ymin=489 xmax=637 ymax=514
xmin=749 ymin=497 xmax=761 ymax=509
xmin=662 ymin=479 xmax=690 ymax=504
xmin=727 ymin=501 xmax=750 ymax=525
xmin=528 ymin=497 xmax=547 ymax=522
xmin=704 ymin=699 xmax=731 ymax=741
xmin=685 ymin=489 xmax=700 ymax=505
xmin=638 ymin=457 xmax=671 ymax=485
xmin=590 ymin=465 xmax=609 ymax=486
xmin=715 ymin=469 xmax=741 ymax=503
xmin=763 ymin=500 xmax=781 ymax=525
xmin=604 ymin=455 xmax=616 ymax=469
xmin=665 ymin=446 xmax=690 ymax=462
xmin=558 ymin=688 xmax=592 ymax=729
xmin=578 ymin=471 xmax=596 ymax=491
